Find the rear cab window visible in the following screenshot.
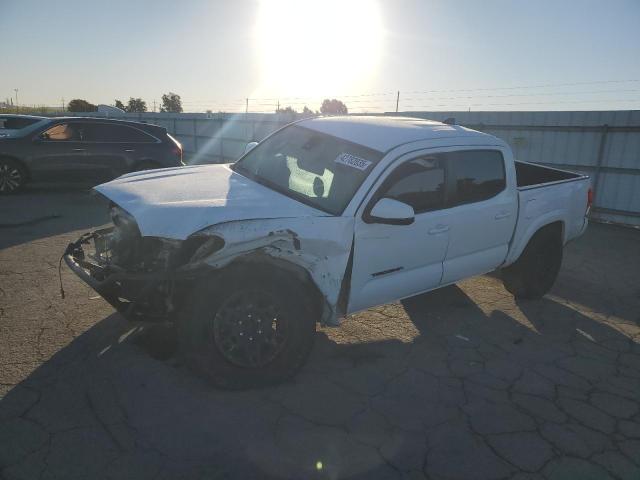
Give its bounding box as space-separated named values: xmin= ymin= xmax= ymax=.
xmin=446 ymin=150 xmax=506 ymax=206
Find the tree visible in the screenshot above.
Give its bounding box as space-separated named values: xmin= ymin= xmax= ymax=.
xmin=320 ymin=99 xmax=348 ymax=115
xmin=160 ymin=92 xmax=183 ymax=113
xmin=114 ymin=99 xmax=126 ymax=111
xmin=302 ymin=106 xmax=316 ymax=117
xmin=276 ymin=106 xmax=296 ymax=114
xmin=127 ymin=97 xmax=147 ymax=113
xmin=67 ymin=99 xmax=97 ymax=112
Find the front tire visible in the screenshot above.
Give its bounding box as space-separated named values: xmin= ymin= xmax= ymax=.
xmin=501 ymin=225 xmax=563 ymax=300
xmin=0 ymin=157 xmax=27 ymax=194
xmin=178 ymin=264 xmax=318 ymax=389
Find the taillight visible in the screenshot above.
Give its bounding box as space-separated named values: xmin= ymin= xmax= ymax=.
xmin=587 ymin=188 xmax=593 ymax=212
xmin=167 ymin=133 xmax=183 ymax=164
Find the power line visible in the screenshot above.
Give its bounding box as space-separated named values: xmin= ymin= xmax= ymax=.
xmin=15 ymin=78 xmax=640 ymax=114
xmin=399 ymin=97 xmax=640 ymax=109
xmin=398 ymin=88 xmax=640 ymax=102
xmin=403 ymin=79 xmax=640 ymax=95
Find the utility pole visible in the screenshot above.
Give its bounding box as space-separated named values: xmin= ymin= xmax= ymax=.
xmin=396 ymin=91 xmax=400 ymax=113
xmin=276 ymin=99 xmax=280 ymax=112
xmin=153 ymin=99 xmax=156 ymax=112
xmin=61 ymin=97 xmax=65 ymax=112
xmin=245 ymin=98 xmax=249 ymax=114
xmin=13 ymin=89 xmax=19 ymax=112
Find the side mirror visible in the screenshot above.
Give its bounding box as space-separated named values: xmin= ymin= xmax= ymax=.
xmin=367 ymin=198 xmax=415 ymax=225
xmin=244 ymin=141 xmax=258 ymax=155
xmin=38 ymin=132 xmax=50 ymax=141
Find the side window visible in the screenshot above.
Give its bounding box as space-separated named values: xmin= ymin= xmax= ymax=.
xmin=84 ymin=124 xmax=155 ymax=142
xmin=448 ymin=150 xmax=505 ymax=206
xmin=378 ymin=157 xmax=445 ymax=214
xmin=42 ymin=123 xmax=81 ymax=141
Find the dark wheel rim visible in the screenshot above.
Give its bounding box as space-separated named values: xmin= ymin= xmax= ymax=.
xmin=211 ymin=290 xmax=288 ymax=368
xmin=0 ymin=162 xmax=22 ymax=192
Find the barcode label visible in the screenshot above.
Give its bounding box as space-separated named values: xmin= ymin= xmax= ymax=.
xmin=335 ymin=153 xmax=372 ymax=171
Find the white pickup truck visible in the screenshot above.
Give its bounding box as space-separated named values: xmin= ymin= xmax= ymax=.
xmin=64 ymin=116 xmax=591 ymax=388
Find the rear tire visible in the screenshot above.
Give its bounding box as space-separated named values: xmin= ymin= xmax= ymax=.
xmin=501 ymin=225 xmax=563 ymax=300
xmin=178 ymin=263 xmax=318 ymax=389
xmin=0 ymin=157 xmax=27 ymax=194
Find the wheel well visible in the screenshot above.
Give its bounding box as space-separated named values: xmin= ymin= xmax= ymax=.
xmin=215 ymin=253 xmax=325 ymax=318
xmin=534 ymin=221 xmax=564 ymax=244
xmin=0 ymin=155 xmax=30 ymax=181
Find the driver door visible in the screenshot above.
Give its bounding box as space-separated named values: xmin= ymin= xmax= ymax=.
xmin=29 ymin=122 xmax=87 ymax=182
xmin=348 ymin=155 xmax=451 ymax=313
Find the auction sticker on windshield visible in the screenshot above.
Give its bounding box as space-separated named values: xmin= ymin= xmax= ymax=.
xmin=335 ymin=153 xmax=372 ymax=171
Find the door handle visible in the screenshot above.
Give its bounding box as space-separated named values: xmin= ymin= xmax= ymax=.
xmin=72 ymin=148 xmax=85 ymax=152
xmin=428 ymin=224 xmax=449 ymax=235
xmin=495 ymin=212 xmax=511 ymax=220
xmin=125 ymin=149 xmax=135 ymax=153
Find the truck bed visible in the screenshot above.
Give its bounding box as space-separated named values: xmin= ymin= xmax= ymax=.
xmin=515 ymin=161 xmax=584 ymax=189
xmin=504 ymin=161 xmax=590 ymax=266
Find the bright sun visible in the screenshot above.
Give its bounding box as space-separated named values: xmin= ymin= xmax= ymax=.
xmin=254 ymin=0 xmax=384 ymax=99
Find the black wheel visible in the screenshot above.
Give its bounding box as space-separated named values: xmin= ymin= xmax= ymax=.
xmin=132 ymin=161 xmax=160 ymax=172
xmin=501 ymin=225 xmax=563 ymax=300
xmin=178 ymin=263 xmax=318 ymax=389
xmin=0 ymin=157 xmax=27 ymax=194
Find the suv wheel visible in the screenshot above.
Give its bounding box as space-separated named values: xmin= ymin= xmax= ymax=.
xmin=0 ymin=158 xmax=27 ymax=194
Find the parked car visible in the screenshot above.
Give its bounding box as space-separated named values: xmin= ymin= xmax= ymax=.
xmin=63 ymin=116 xmax=591 ymax=388
xmin=0 ymin=116 xmax=183 ymax=193
xmin=0 ymin=114 xmax=47 ymax=132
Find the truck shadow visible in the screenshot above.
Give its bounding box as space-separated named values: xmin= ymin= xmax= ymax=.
xmin=2 ymin=281 xmax=637 ymax=479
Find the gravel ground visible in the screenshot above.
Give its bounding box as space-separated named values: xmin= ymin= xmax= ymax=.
xmin=1 ymin=186 xmax=639 ymax=480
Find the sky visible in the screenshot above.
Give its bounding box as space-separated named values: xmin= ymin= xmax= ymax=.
xmin=1 ymin=0 xmax=640 ymax=113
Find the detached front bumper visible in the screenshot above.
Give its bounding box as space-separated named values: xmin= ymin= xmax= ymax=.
xmin=63 ymin=228 xmax=175 ymax=320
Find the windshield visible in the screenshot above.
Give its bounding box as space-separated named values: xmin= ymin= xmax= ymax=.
xmin=233 ymin=125 xmax=383 ymax=215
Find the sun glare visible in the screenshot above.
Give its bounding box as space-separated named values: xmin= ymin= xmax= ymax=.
xmin=254 ymin=0 xmax=384 ymax=98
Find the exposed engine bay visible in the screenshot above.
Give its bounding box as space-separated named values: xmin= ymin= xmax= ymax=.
xmin=63 ymin=204 xmax=225 ymax=320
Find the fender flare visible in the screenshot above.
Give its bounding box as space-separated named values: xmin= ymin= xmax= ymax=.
xmin=505 ymin=214 xmax=565 ymax=266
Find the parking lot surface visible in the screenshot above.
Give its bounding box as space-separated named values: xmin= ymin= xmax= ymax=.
xmin=1 ymin=186 xmax=639 ymax=480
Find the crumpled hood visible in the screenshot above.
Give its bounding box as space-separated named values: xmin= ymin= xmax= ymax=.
xmin=94 ymin=164 xmax=327 ymax=239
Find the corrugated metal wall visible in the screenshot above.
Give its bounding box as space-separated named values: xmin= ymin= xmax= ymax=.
xmin=66 ymin=110 xmax=640 ymax=226
xmin=398 ymin=111 xmax=640 ymax=226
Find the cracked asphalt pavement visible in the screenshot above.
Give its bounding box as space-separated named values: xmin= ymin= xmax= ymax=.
xmin=1 ymin=186 xmax=640 ymax=480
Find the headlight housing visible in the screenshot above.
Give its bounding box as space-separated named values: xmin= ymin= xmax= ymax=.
xmin=108 ymin=204 xmax=142 ymax=267
xmin=110 ymin=204 xmax=137 ymax=230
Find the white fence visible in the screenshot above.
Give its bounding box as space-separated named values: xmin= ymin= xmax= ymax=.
xmin=64 ymin=110 xmax=640 ymax=226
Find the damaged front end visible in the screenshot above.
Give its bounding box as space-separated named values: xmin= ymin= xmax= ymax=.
xmin=64 ymin=204 xmax=355 ymax=325
xmin=63 ymin=205 xmax=223 ymax=321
